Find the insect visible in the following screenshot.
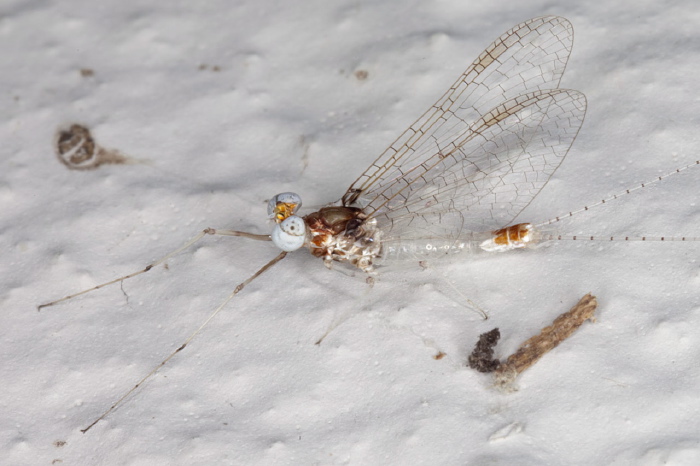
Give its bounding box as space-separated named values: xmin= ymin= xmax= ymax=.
xmin=39 ymin=16 xmax=698 ymax=432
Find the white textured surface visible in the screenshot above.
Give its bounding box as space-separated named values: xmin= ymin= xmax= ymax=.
xmin=2 ymin=1 xmax=699 ymax=464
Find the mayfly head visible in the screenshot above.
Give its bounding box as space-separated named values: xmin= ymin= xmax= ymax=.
xmin=267 ymin=192 xmax=302 ymax=223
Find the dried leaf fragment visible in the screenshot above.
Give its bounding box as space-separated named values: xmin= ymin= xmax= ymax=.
xmin=468 ymin=328 xmax=501 ymax=372
xmin=54 ymin=124 xmax=133 ymax=170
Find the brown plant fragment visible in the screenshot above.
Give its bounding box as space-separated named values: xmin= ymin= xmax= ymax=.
xmin=55 ymin=124 xmax=132 ymax=170
xmin=354 ymin=69 xmax=369 ymax=80
xmin=468 ymin=328 xmax=501 ymax=372
xmin=493 ymin=293 xmax=597 ymax=391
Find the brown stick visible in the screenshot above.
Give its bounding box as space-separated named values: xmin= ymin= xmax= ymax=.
xmin=493 ymin=293 xmax=598 ymax=391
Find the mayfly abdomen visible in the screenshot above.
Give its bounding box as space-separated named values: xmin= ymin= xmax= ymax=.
xmin=479 ymin=223 xmax=536 ymax=252
xmin=379 ymin=223 xmax=538 ymax=264
xmin=377 ymin=238 xmax=477 ymax=264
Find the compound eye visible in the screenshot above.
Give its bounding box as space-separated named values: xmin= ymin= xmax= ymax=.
xmin=267 ymin=192 xmax=302 ymax=222
xmin=271 ymin=215 xmax=306 ymax=252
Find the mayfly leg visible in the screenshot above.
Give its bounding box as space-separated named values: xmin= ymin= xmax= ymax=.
xmin=80 ymin=250 xmax=288 ymax=433
xmin=37 ymin=228 xmax=272 ymax=310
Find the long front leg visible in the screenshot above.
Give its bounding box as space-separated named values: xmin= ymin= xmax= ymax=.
xmin=38 ymin=228 xmax=271 ymax=310
xmin=80 ymin=250 xmax=288 ymax=433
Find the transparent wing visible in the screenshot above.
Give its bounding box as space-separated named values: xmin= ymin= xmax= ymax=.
xmin=340 ymin=16 xmax=585 ymax=238
xmin=375 ymin=89 xmax=586 ymax=240
xmin=343 ymin=16 xmax=574 ymax=207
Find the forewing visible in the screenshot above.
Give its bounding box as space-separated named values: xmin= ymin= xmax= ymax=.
xmin=374 ymin=89 xmax=587 ymax=240
xmin=343 ymin=16 xmax=575 ymax=207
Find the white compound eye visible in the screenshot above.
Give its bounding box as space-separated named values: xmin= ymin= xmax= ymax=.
xmin=271 ymin=215 xmax=306 ymax=252
xmin=267 ymin=192 xmax=302 ymax=222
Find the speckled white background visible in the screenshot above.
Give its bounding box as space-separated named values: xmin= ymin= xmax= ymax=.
xmin=2 ymin=0 xmax=699 ymax=464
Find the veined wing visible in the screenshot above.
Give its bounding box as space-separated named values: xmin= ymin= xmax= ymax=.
xmin=342 ymin=16 xmax=575 ymax=209
xmin=376 ymin=88 xmax=587 ymax=241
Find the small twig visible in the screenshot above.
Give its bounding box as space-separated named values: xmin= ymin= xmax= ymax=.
xmin=493 ymin=293 xmax=597 ymax=391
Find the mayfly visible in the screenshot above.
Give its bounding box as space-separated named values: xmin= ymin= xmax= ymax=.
xmin=39 ymin=16 xmax=698 ymax=432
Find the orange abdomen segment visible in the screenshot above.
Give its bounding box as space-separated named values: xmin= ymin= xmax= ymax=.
xmin=480 ymin=223 xmax=535 ymax=252
xmin=491 ymin=223 xmax=533 ymax=246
